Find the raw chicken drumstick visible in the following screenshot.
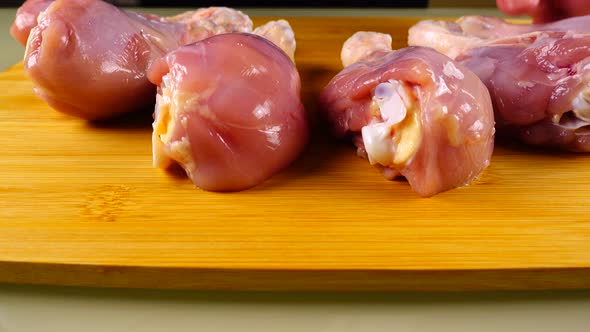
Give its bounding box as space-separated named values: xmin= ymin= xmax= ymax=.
xmin=148 ymin=33 xmax=309 ymax=191
xmin=10 ymin=0 xmax=52 ymax=46
xmin=409 ymin=15 xmax=590 ymax=151
xmin=319 ymin=32 xmax=495 ymax=197
xmin=11 ymin=0 xmax=253 ymax=47
xmin=20 ymin=0 xmax=253 ymax=120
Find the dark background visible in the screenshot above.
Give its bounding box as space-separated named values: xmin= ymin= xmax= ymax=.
xmin=1 ymin=0 xmax=428 ymax=7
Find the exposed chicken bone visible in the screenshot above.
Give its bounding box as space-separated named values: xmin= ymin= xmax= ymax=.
xmin=362 ymin=80 xmax=421 ymax=167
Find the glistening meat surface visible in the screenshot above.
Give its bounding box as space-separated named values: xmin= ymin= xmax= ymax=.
xmin=319 ymin=32 xmax=495 ymax=197
xmin=409 ymin=15 xmax=590 ymax=151
xmin=21 ymin=0 xmax=253 ymax=120
xmin=149 ymin=33 xmax=309 ymax=191
xmin=10 ymin=0 xmax=52 ymax=46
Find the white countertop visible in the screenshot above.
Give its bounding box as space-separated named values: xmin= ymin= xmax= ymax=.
xmin=1 ymin=284 xmax=590 ymax=331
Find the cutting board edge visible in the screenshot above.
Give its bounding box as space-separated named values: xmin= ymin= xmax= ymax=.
xmin=2 ymin=261 xmax=590 ymax=291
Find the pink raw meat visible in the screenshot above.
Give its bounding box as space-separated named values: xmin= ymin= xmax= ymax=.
xmin=409 ymin=16 xmax=590 ymax=151
xmin=22 ymin=0 xmax=252 ymax=120
xmin=10 ymin=0 xmax=52 ymax=46
xmin=148 ymin=33 xmax=309 ymax=191
xmin=11 ymin=0 xmax=253 ymax=46
xmin=319 ymin=32 xmax=495 ymax=197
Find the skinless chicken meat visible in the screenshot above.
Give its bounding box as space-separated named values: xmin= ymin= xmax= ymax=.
xmin=409 ymin=15 xmax=590 ymax=151
xmin=148 ymin=33 xmax=309 ymax=191
xmin=19 ymin=0 xmax=254 ymax=120
xmin=319 ymin=32 xmax=495 ymax=197
xmin=10 ymin=0 xmax=52 ymax=46
xmin=11 ymin=0 xmax=253 ymax=46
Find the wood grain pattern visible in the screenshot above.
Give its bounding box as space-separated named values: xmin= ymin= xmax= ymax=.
xmin=1 ymin=17 xmax=590 ymax=291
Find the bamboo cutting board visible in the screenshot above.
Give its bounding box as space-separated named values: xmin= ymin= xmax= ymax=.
xmin=1 ymin=17 xmax=590 ymax=291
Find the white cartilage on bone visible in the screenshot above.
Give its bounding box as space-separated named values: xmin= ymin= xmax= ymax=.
xmin=361 ymin=80 xmax=411 ymax=166
xmin=374 ymin=80 xmax=409 ymax=124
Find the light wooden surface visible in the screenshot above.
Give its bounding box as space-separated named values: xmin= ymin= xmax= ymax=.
xmin=1 ymin=17 xmax=590 ymax=291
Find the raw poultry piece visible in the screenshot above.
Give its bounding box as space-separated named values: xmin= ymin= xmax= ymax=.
xmin=409 ymin=15 xmax=590 ymax=151
xmin=408 ymin=15 xmax=590 ymax=58
xmin=496 ymin=0 xmax=590 ymax=23
xmin=21 ymin=0 xmax=252 ymax=120
xmin=148 ymin=33 xmax=309 ymax=191
xmin=11 ymin=0 xmax=253 ymax=46
xmin=319 ymin=32 xmax=495 ymax=197
xmin=10 ymin=0 xmax=52 ymax=46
